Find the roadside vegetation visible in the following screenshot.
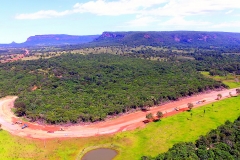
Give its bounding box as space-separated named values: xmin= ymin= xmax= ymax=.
xmin=0 ymin=94 xmax=239 ymax=159
xmin=142 ymin=116 xmax=240 ymax=160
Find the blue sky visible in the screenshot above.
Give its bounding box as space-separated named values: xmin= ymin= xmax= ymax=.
xmin=1 ymin=0 xmax=240 ymax=43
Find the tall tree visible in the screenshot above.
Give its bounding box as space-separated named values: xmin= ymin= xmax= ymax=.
xmin=187 ymin=103 xmax=194 ymax=110
xmin=146 ymin=113 xmax=153 ymax=121
xmin=236 ymin=88 xmax=240 ymax=94
xmin=156 ymin=111 xmax=163 ymax=119
xmin=217 ymin=94 xmax=222 ymax=100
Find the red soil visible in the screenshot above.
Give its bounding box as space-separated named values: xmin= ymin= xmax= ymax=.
xmin=0 ymin=88 xmax=237 ymax=139
xmin=31 ymin=85 xmax=38 ymax=91
xmin=1 ymin=49 xmax=29 ymax=63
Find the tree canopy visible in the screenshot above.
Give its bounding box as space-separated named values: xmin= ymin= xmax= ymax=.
xmin=0 ymin=53 xmax=224 ymax=124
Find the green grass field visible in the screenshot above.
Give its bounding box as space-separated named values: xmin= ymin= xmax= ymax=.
xmin=200 ymin=71 xmax=240 ymax=88
xmin=0 ymin=96 xmax=240 ymax=160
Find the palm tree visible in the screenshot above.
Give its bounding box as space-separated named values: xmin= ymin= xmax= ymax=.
xmin=187 ymin=103 xmax=194 ymax=110
xmin=156 ymin=111 xmax=163 ymax=119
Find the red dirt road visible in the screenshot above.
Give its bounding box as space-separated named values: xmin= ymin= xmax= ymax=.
xmin=0 ymin=88 xmax=237 ymax=139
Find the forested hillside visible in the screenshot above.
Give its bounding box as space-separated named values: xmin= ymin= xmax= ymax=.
xmin=92 ymin=31 xmax=240 ymax=48
xmin=0 ymin=54 xmax=224 ymax=124
xmin=142 ymin=116 xmax=240 ymax=160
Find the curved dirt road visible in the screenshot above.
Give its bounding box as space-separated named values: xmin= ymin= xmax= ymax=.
xmin=0 ymin=88 xmax=237 ymax=139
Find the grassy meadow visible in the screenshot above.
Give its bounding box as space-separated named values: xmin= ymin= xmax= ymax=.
xmin=0 ymin=95 xmax=239 ymax=159
xmin=201 ymin=71 xmax=240 ymax=88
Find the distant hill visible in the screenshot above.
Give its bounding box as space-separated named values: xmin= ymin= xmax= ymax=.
xmin=2 ymin=31 xmax=240 ymax=48
xmin=25 ymin=34 xmax=99 ymax=46
xmin=91 ymin=31 xmax=240 ymax=48
xmin=0 ymin=34 xmax=99 ymax=48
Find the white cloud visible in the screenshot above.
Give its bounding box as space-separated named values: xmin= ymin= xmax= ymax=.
xmin=142 ymin=0 xmax=240 ymax=17
xmin=73 ymin=0 xmax=240 ymax=17
xmin=125 ymin=16 xmax=158 ymax=27
xmin=73 ymin=0 xmax=167 ymax=16
xmin=211 ymin=21 xmax=240 ymax=28
xmin=15 ymin=10 xmax=71 ymax=20
xmin=123 ymin=15 xmax=210 ymax=29
xmin=161 ymin=16 xmax=211 ymax=26
xmin=15 ymin=0 xmax=167 ymax=19
xmin=15 ymin=0 xmax=240 ymax=20
xmin=225 ymin=10 xmax=234 ymax=14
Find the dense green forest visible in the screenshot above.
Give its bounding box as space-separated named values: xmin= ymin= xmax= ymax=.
xmin=142 ymin=116 xmax=240 ymax=160
xmin=193 ymin=53 xmax=240 ymax=75
xmin=127 ymin=49 xmax=240 ymax=76
xmin=0 ymin=53 xmax=224 ymax=124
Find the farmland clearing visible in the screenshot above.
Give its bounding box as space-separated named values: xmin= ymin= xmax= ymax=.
xmin=201 ymin=71 xmax=240 ymax=88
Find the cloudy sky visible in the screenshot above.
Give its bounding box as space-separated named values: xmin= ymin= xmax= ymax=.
xmin=1 ymin=0 xmax=240 ymax=43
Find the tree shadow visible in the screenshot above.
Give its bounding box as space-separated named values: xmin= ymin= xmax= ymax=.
xmin=153 ymin=119 xmax=161 ymax=122
xmin=142 ymin=120 xmax=150 ymax=124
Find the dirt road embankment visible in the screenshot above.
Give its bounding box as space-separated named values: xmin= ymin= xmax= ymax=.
xmin=0 ymin=88 xmax=237 ymax=139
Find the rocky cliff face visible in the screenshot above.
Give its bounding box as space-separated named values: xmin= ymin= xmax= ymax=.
xmin=2 ymin=31 xmax=240 ymax=48
xmin=93 ymin=31 xmax=240 ymax=47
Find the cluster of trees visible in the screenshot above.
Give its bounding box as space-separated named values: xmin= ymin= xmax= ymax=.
xmin=146 ymin=111 xmax=164 ymax=121
xmin=0 ymin=53 xmax=224 ymax=124
xmin=0 ymin=48 xmax=25 ymax=55
xmin=142 ymin=116 xmax=240 ymax=160
xmin=192 ymin=52 xmax=240 ymax=75
xmin=128 ymin=49 xmax=240 ymax=76
xmin=127 ymin=48 xmax=180 ymax=61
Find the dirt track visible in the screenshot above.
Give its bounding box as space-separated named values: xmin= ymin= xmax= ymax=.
xmin=0 ymin=88 xmax=237 ymax=139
